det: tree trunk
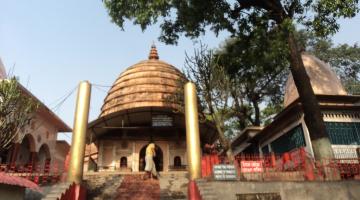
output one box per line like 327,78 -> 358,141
212,115 -> 234,162
232,93 -> 247,129
252,100 -> 261,126
287,31 -> 334,160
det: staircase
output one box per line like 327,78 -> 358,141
82,171 -> 189,200
84,173 -> 123,200
115,175 -> 160,200
41,182 -> 73,200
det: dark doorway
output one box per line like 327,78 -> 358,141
139,144 -> 163,172
120,157 -> 127,168
174,156 -> 181,167
0,149 -> 9,164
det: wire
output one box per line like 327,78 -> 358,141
51,86 -> 77,113
48,86 -> 78,108
60,132 -> 71,140
93,85 -> 109,93
92,83 -> 112,88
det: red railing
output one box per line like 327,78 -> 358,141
0,161 -> 65,185
201,147 -> 360,181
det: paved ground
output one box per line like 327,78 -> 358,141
114,175 -> 160,200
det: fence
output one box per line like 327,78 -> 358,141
202,147 -> 360,181
0,161 -> 65,185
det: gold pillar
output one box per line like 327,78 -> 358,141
67,81 -> 91,184
184,82 -> 202,180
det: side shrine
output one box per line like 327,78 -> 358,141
231,53 -> 360,159
0,58 -> 71,173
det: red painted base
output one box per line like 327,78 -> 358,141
188,180 -> 202,200
75,184 -> 87,200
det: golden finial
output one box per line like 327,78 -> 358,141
148,43 -> 159,60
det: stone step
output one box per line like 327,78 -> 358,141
42,198 -> 58,200
86,174 -> 123,200
196,180 -> 220,200
41,182 -> 73,200
115,175 -> 160,200
84,172 -> 190,199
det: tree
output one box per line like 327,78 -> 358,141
183,28 -> 288,158
184,44 -> 235,159
215,21 -> 289,129
104,0 -> 359,160
0,78 -> 39,154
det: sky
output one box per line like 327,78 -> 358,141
1,1 -> 359,143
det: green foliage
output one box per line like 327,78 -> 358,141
0,78 -> 39,153
104,0 -> 233,44
261,103 -> 283,126
215,21 -> 289,128
310,0 -> 359,36
104,0 -> 359,43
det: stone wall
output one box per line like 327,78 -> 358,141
169,140 -> 187,167
200,181 -> 360,200
97,139 -> 187,172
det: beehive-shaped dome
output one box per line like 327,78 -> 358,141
284,53 -> 347,107
100,45 -> 185,117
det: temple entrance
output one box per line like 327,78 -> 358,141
139,144 -> 163,172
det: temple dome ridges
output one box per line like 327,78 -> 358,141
100,45 -> 186,117
283,53 -> 347,107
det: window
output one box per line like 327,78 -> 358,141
325,122 -> 360,145
270,125 -> 306,154
121,141 -> 128,149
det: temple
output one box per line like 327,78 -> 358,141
85,45 -> 216,172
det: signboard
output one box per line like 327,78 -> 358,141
213,164 -> 238,180
152,115 -> 173,127
241,161 -> 263,173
